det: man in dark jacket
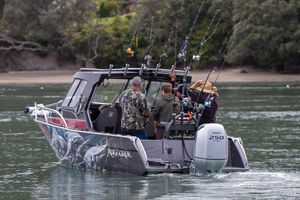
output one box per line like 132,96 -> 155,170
188,80 -> 219,125
153,83 -> 180,139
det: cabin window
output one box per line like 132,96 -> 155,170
92,79 -> 128,104
146,81 -> 163,107
62,79 -> 87,108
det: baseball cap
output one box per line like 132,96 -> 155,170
131,76 -> 142,85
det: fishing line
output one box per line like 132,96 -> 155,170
190,9 -> 222,65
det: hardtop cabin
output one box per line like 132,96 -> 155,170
58,67 -> 192,132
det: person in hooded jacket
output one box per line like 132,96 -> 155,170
153,83 -> 180,139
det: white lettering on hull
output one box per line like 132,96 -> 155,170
107,148 -> 132,159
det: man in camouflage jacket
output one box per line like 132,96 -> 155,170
119,76 -> 150,139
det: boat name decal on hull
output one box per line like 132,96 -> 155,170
107,148 -> 132,159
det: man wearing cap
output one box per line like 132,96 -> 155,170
153,83 -> 180,139
188,80 -> 219,125
119,76 -> 151,139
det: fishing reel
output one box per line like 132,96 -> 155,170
192,54 -> 202,61
144,54 -> 152,62
125,47 -> 134,57
194,96 -> 213,113
182,97 -> 191,108
160,51 -> 167,59
177,51 -> 186,60
144,54 -> 152,67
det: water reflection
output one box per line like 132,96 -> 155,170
33,167 -> 195,200
32,167 -> 300,200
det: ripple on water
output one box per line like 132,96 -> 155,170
0,117 -> 12,122
139,171 -> 300,199
1,132 -> 26,136
0,111 -> 32,120
224,111 -> 300,122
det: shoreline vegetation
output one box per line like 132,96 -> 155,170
0,68 -> 299,84
0,1 -> 299,74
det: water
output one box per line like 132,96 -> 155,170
0,83 -> 300,199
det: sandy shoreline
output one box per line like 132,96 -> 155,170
0,69 -> 299,84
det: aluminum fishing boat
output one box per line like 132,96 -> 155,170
25,67 -> 249,175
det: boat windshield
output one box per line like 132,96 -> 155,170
91,79 -> 170,108
92,79 -> 128,104
61,79 -> 87,108
123,80 -> 165,108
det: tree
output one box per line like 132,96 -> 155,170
227,0 -> 300,71
0,0 -> 299,72
1,0 -> 52,40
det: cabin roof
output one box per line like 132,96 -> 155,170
73,67 -> 192,85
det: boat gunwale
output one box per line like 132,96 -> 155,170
34,118 -> 138,139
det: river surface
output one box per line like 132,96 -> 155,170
0,83 -> 299,200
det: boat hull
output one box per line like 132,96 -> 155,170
36,121 -> 249,175
37,122 -> 149,175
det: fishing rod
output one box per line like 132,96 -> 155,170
211,30 -> 239,85
191,9 -> 222,63
169,19 -> 178,78
125,12 -> 144,59
195,39 -> 228,102
155,24 -> 175,76
211,43 -> 228,85
169,1 -> 206,109
144,16 -> 155,67
175,1 -> 206,127
186,8 -> 223,109
140,16 -> 156,76
172,0 -> 206,73
178,9 -> 222,88
194,39 -> 229,126
175,1 -> 207,157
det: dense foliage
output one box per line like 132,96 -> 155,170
0,0 -> 299,72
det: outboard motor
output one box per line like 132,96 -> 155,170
192,123 -> 228,173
